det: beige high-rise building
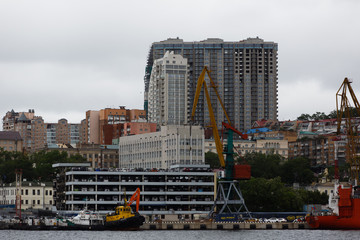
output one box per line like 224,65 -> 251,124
85,110 -> 100,144
148,51 -> 188,126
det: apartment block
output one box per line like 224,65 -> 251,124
2,109 -> 80,152
85,107 -> 151,145
144,37 -> 278,131
119,125 -> 205,169
148,51 -> 188,126
288,134 -> 346,166
0,131 -> 23,152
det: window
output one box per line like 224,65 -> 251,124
49,190 -> 52,195
45,190 -> 48,195
26,200 -> 28,204
33,200 -> 35,205
37,190 -> 40,195
25,189 -> 28,195
37,200 -> 40,205
33,190 -> 35,195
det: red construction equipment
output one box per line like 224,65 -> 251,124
127,188 -> 141,213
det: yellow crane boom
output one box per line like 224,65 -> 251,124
336,77 -> 360,183
191,66 -> 231,167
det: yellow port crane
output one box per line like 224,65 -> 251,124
191,66 -> 251,217
191,66 -> 230,168
336,78 -> 360,184
191,66 -> 250,180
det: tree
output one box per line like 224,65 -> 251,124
205,151 -> 221,169
280,157 -> 315,185
0,149 -> 86,183
239,177 -> 328,212
242,152 -> 282,179
239,177 -> 303,211
297,113 -> 312,121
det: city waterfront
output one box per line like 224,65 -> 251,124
1,229 -> 359,240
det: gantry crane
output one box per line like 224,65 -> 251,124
336,78 -> 360,184
191,66 -> 251,218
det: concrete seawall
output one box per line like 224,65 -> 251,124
141,221 -> 309,230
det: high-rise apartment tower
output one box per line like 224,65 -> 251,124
144,37 -> 278,131
148,51 -> 188,126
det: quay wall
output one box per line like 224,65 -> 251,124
141,221 -> 309,230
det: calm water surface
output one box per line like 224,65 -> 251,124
1,230 -> 359,240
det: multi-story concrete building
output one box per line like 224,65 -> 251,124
2,109 -> 80,152
85,110 -> 100,144
0,181 -> 54,210
144,37 -> 278,131
288,134 -> 346,166
148,51 -> 188,126
0,131 -> 23,152
119,125 -> 205,169
2,109 -> 35,131
85,107 -> 150,145
53,163 -> 215,217
205,138 -> 288,159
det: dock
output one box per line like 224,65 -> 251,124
141,221 -> 309,230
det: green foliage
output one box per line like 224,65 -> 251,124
280,157 -> 315,185
239,177 -> 328,212
205,151 -> 221,169
239,177 -> 303,211
241,152 -> 282,179
297,108 -> 359,121
297,189 -> 329,205
0,149 -> 86,183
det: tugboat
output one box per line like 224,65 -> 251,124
105,188 -> 145,230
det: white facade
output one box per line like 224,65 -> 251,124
205,138 -> 288,159
119,125 -> 204,169
0,181 -> 54,210
148,51 -> 188,126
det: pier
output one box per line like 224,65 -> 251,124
141,221 -> 309,230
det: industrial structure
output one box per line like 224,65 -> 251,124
191,67 -> 251,217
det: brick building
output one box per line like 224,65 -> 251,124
0,131 -> 23,152
2,109 -> 80,152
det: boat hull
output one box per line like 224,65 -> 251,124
306,215 -> 360,229
306,188 -> 360,230
105,214 -> 145,230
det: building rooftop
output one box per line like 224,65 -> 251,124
0,131 -> 22,141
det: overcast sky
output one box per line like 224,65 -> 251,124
1,0 -> 360,126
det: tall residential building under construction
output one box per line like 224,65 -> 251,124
144,37 -> 278,131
